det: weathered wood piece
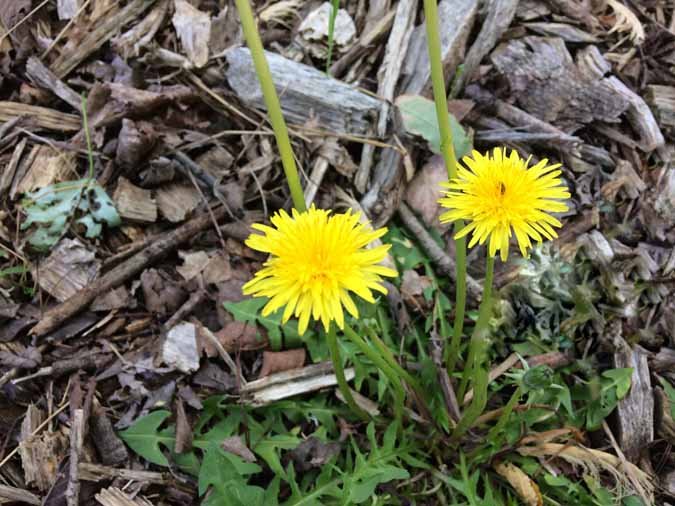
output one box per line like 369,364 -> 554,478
241,361 -> 355,406
456,0 -> 519,91
113,177 -> 157,223
614,341 -> 654,462
95,488 -> 153,506
647,85 -> 675,131
401,0 -> 478,95
0,102 -> 80,131
490,37 -> 628,131
578,47 -> 664,151
0,485 -> 40,505
224,47 -> 381,135
37,239 -> 100,302
51,0 -> 156,77
31,206 -> 228,337
26,57 -> 81,111
79,463 -> 166,484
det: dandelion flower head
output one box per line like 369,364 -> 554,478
242,205 -> 397,335
438,148 -> 570,261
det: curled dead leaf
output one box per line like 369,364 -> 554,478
258,349 -> 306,378
493,461 -> 543,506
213,321 -> 267,353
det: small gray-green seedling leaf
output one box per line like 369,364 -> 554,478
395,94 -> 471,159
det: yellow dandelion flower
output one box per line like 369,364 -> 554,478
438,147 -> 570,261
242,205 -> 397,335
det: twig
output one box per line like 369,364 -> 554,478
66,409 -> 85,506
164,290 -> 207,330
30,206 -> 229,337
398,202 -> 482,301
199,326 -> 247,387
0,0 -> 50,45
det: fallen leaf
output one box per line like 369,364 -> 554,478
400,269 -> 432,299
36,238 -> 100,302
203,252 -> 232,285
221,435 -> 256,462
174,398 -> 192,454
140,269 -> 187,315
258,349 -> 306,378
404,155 -> 450,229
162,322 -> 200,373
213,321 -> 267,353
176,250 -> 210,281
289,436 -> 341,472
493,461 -> 543,506
172,0 -> 211,67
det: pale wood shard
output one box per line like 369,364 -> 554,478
113,177 -> 157,224
456,0 -> 519,91
26,57 -> 81,110
0,137 -> 26,198
19,405 -> 68,492
0,485 -> 40,505
224,47 -> 382,135
113,0 -> 169,59
51,0 -> 157,77
155,182 -> 201,222
401,0 -> 479,95
95,487 -> 154,506
490,37 -> 629,131
37,238 -> 101,302
376,0 -> 418,136
66,409 -> 85,506
241,361 -> 355,406
578,46 -> 664,151
614,341 -> 654,462
0,102 -> 80,131
79,463 -> 167,484
15,145 -> 76,195
647,85 -> 675,131
57,0 -> 81,20
172,0 -> 211,68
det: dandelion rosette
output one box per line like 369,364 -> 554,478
242,206 -> 397,335
439,148 -> 570,261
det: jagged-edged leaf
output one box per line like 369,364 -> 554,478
118,410 -> 173,466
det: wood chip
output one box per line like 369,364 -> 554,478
15,145 -> 75,195
113,177 -> 157,224
155,182 -> 201,222
51,0 -> 157,78
95,487 -> 153,506
225,47 -> 382,135
37,238 -> 100,302
491,37 -> 629,131
162,322 -> 200,373
19,405 -> 68,491
401,0 -> 478,94
172,0 -> 211,67
0,101 -> 81,131
614,341 -> 654,462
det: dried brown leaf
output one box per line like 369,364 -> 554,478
258,349 -> 306,378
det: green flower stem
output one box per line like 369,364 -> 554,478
422,0 -> 468,346
348,331 -> 405,425
457,256 -> 495,402
233,0 -> 306,212
343,324 -> 423,412
366,328 -> 425,398
326,323 -> 369,421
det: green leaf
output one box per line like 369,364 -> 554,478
658,377 -> 675,419
118,411 -> 173,466
395,94 -> 472,158
254,433 -> 301,479
199,444 -> 265,506
602,368 -> 633,398
21,179 -> 120,250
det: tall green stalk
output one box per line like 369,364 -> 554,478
422,0 -> 468,348
326,324 -> 369,421
234,0 -> 306,211
452,256 -> 495,442
457,256 -> 494,402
